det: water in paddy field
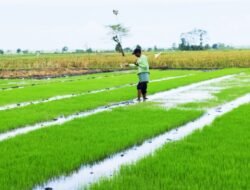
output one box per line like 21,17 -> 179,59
150,89 -> 216,108
148,76 -> 230,109
0,75 -> 233,142
0,75 -> 189,111
34,94 -> 250,190
33,74 -> 250,190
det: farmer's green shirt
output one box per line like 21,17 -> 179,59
136,55 -> 149,74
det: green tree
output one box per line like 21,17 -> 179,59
22,50 -> 29,54
75,49 -> 85,53
16,48 -> 22,54
86,48 -> 93,53
179,29 -> 209,51
62,46 -> 68,53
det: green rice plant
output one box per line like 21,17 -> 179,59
0,103 -> 202,190
179,74 -> 250,110
0,70 -> 195,106
0,69 -> 243,133
0,70 -> 137,88
89,103 -> 250,190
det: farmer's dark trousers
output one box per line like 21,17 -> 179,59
137,81 -> 148,95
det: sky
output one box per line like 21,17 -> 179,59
0,0 -> 250,51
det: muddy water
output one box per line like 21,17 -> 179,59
34,94 -> 250,190
0,75 -> 190,111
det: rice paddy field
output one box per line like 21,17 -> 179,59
1,50 -> 250,78
0,61 -> 250,189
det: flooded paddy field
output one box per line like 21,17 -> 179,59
0,68 -> 249,190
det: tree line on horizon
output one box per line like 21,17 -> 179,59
0,28 -> 236,55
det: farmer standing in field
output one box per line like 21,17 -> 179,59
130,47 -> 150,102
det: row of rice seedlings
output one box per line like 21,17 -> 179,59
0,69 -> 243,134
0,70 -> 197,106
0,103 -> 202,190
89,102 -> 250,190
